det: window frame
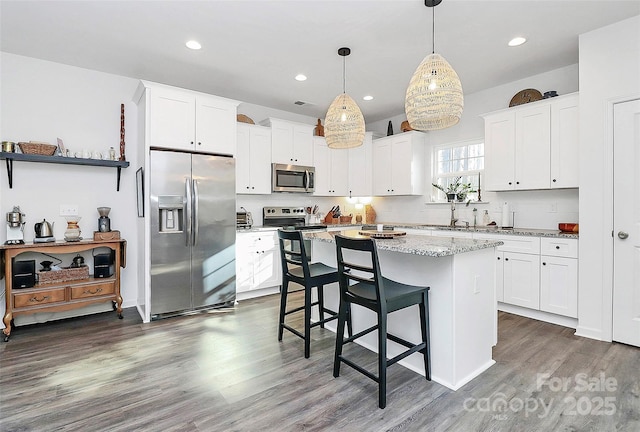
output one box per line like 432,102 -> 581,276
431,138 -> 484,202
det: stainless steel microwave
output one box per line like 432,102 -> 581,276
272,163 -> 315,193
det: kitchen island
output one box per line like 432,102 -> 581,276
305,230 -> 503,390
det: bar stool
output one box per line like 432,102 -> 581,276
277,229 -> 349,358
333,234 -> 431,409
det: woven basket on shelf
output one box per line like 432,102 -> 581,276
18,142 -> 57,156
38,266 -> 89,284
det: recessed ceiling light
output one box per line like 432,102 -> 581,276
363,95 -> 374,101
295,74 -> 307,81
508,37 -> 527,47
186,40 -> 202,50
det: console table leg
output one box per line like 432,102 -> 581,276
3,312 -> 13,342
115,294 -> 123,319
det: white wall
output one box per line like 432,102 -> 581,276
0,53 -> 140,326
365,64 -> 580,229
577,15 -> 640,341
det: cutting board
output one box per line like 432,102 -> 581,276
358,230 -> 406,239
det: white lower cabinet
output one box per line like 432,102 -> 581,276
236,231 -> 282,297
539,237 -> 578,318
474,232 -> 578,320
502,252 -> 540,309
540,256 -> 578,318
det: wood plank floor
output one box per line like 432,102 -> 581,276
1,292 -> 639,432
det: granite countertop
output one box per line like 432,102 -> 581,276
236,226 -> 279,233
304,229 -> 504,258
327,222 -> 579,239
238,223 -> 579,239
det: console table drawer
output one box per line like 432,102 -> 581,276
14,288 -> 66,308
70,281 -> 115,299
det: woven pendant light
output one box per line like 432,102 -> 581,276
325,47 -> 365,149
405,0 -> 463,131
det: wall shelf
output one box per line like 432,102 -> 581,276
0,153 -> 130,191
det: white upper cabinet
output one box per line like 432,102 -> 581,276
482,93 -> 579,191
313,136 -> 349,196
348,132 -> 374,197
263,118 -> 314,166
550,93 -> 579,188
195,94 -> 239,155
136,81 -> 239,155
236,123 -> 272,194
515,104 -> 551,190
372,131 -> 426,196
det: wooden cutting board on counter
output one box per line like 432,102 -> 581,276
358,230 -> 407,239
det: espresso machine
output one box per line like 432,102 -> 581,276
6,206 -> 26,245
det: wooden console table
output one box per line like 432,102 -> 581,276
1,239 -> 126,341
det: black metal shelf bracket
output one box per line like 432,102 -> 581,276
0,153 -> 130,191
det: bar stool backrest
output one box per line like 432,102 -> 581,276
335,234 -> 386,310
277,229 -> 311,280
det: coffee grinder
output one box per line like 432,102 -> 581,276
97,207 -> 111,232
6,206 -> 26,245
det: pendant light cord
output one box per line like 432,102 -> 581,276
432,4 -> 435,54
342,54 -> 347,94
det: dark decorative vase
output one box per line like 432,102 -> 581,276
387,121 -> 393,136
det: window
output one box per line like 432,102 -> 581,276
432,139 -> 484,201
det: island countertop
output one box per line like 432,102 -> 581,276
303,229 -> 503,258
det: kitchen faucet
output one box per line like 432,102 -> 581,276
450,200 -> 458,227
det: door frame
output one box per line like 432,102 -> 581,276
605,94 -> 640,342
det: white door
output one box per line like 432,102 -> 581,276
613,99 -> 640,346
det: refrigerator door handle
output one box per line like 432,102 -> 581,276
185,177 -> 192,247
192,179 -> 199,247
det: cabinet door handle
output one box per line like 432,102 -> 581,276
190,141 -> 194,145
497,257 -> 501,260
516,181 -> 520,185
83,288 -> 103,295
508,182 -> 512,185
505,258 -> 509,261
29,295 -> 51,303
197,142 -> 202,146
555,246 -> 560,249
552,179 -> 557,183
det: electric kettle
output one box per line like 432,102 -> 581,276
34,219 -> 54,238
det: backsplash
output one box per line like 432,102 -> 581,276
238,188 -> 578,230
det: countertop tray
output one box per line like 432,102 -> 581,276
358,230 -> 407,239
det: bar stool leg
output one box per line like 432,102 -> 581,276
333,300 -> 348,377
278,279 -> 289,341
304,284 -> 312,358
346,304 -> 353,338
378,313 -> 388,409
317,285 -> 325,328
420,293 -> 431,380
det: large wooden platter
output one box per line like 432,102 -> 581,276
358,230 -> 407,239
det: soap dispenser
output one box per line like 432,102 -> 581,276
482,210 -> 490,226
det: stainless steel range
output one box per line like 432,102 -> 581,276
262,206 -> 327,230
263,206 -> 326,261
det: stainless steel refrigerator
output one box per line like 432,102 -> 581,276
150,149 -> 236,318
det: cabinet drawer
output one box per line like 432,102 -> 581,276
70,281 -> 115,299
540,237 -> 578,258
474,233 -> 540,254
14,288 -> 66,308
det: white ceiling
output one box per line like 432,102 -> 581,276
1,1 -> 639,123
